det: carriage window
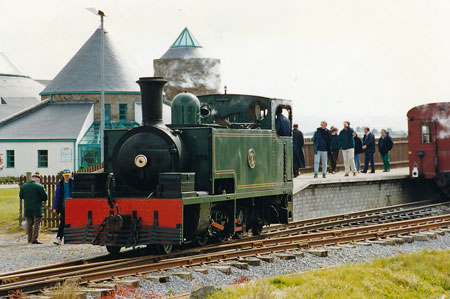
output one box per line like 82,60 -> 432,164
421,124 -> 432,144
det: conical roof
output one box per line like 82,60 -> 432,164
160,27 -> 207,59
0,52 -> 43,121
0,52 -> 23,76
41,28 -> 142,95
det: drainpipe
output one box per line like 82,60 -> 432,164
434,121 -> 439,174
73,140 -> 76,172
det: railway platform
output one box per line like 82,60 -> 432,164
293,167 -> 409,194
291,167 -> 439,221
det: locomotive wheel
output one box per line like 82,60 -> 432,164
195,234 -> 209,247
217,233 -> 229,243
233,207 -> 246,239
157,244 -> 173,254
146,244 -> 173,255
251,217 -> 263,236
106,246 -> 121,255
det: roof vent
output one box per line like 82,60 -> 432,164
170,27 -> 202,49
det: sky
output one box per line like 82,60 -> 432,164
1,0 -> 450,133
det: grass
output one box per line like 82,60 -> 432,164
0,187 -> 22,233
211,249 -> 450,299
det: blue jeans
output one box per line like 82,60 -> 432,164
354,153 -> 361,171
314,151 -> 328,175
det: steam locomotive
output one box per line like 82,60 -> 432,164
64,77 -> 293,254
407,102 -> 450,197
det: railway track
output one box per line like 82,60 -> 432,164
1,201 -> 449,296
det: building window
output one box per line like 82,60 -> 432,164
6,150 -> 14,168
79,146 -> 100,169
119,104 -> 127,121
38,150 -> 48,168
421,124 -> 432,144
105,104 -> 111,122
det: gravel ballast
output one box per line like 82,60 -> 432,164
0,232 -> 106,273
1,231 -> 449,297
133,232 -> 450,297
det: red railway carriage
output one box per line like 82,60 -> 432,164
407,102 -> 450,196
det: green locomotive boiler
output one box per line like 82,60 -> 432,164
65,77 -> 293,254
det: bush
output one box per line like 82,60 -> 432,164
0,176 -> 19,184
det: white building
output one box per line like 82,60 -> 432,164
0,27 -> 172,177
0,101 -> 93,176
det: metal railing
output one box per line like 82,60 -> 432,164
301,137 -> 409,172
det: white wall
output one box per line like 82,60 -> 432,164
0,141 -> 76,177
76,106 -> 94,141
134,102 -> 172,125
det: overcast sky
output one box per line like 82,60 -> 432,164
1,0 -> 450,132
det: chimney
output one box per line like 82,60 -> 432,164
136,77 -> 167,126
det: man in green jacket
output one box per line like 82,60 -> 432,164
19,173 -> 48,244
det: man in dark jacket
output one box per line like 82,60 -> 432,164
338,121 -> 357,176
362,127 -> 376,173
378,129 -> 394,172
312,121 -> 331,178
275,106 -> 291,136
52,169 -> 74,245
19,172 -> 48,244
292,124 -> 305,177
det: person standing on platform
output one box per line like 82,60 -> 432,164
312,121 -> 331,178
275,106 -> 291,136
362,127 -> 376,173
378,129 -> 394,172
53,169 -> 74,245
19,172 -> 48,244
353,132 -> 363,172
292,124 -> 305,177
329,127 -> 340,174
339,121 -> 357,176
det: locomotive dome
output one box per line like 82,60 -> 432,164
171,92 -> 201,125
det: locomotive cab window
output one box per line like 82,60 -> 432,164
421,124 -> 432,144
275,105 -> 292,136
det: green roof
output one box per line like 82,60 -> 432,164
171,27 -> 202,48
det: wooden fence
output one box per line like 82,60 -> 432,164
18,162 -> 104,228
301,137 -> 409,172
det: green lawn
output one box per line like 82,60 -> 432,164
0,187 -> 22,233
212,249 -> 450,298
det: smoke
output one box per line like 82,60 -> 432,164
418,103 -> 430,113
159,58 -> 221,91
432,111 -> 450,140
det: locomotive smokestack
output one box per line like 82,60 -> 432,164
136,77 -> 168,126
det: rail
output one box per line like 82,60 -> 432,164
2,201 -> 449,296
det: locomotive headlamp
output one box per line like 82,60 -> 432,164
135,154 -> 148,168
